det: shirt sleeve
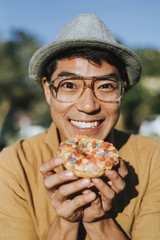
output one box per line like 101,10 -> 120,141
0,146 -> 38,240
131,140 -> 160,240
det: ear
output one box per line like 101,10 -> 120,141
42,77 -> 52,105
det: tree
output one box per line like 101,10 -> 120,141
0,31 -> 51,148
120,48 -> 160,133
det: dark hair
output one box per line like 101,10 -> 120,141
44,47 -> 128,85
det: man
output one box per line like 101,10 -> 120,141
0,13 -> 160,240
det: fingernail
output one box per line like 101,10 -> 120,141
65,171 -> 74,177
55,158 -> 62,165
87,182 -> 94,188
82,189 -> 89,194
81,178 -> 90,186
88,192 -> 96,200
108,181 -> 112,186
92,178 -> 99,183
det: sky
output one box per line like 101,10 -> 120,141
0,0 -> 160,50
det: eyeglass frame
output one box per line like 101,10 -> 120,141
47,73 -> 127,103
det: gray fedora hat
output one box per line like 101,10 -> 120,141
29,13 -> 142,88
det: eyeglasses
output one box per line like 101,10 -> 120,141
48,74 -> 127,103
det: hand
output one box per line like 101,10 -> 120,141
40,158 -> 96,222
82,159 -> 128,223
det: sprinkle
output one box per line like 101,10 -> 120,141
57,135 -> 119,177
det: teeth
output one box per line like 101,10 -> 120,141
71,120 -> 98,129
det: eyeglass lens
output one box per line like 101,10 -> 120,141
50,77 -> 122,102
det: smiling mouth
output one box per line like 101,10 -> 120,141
70,120 -> 102,129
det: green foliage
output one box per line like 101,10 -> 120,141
122,84 -> 152,132
120,48 -> 160,133
135,48 -> 160,77
0,31 -> 51,148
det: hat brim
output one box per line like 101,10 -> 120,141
29,39 -> 142,88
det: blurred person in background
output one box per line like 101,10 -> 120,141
0,14 -> 160,240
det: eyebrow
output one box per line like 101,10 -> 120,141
57,71 -> 77,77
57,71 -> 119,80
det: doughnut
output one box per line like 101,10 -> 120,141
57,135 -> 119,178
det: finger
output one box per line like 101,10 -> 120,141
91,178 -> 115,211
81,188 -> 92,194
40,158 -> 62,177
118,158 -> 128,178
83,193 -> 106,223
92,178 -> 115,200
56,191 -> 96,219
105,169 -> 126,193
53,178 -> 92,206
89,195 -> 105,218
44,170 -> 77,189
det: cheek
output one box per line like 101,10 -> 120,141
103,103 -> 121,122
114,108 -> 121,124
50,102 -> 64,123
104,102 -> 120,115
112,104 -> 121,119
113,104 -> 121,117
49,100 -> 73,123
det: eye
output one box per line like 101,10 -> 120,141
97,80 -> 118,91
61,82 -> 76,88
99,83 -> 114,89
58,79 -> 81,93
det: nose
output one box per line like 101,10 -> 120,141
75,88 -> 100,114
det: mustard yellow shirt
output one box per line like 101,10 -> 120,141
0,123 -> 160,239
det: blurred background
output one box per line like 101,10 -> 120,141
0,0 -> 160,150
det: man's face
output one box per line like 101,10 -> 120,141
43,57 -> 122,141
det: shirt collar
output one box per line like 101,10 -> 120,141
45,122 -> 65,173
45,122 -> 60,154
